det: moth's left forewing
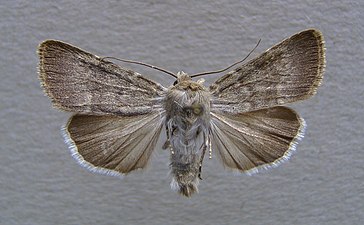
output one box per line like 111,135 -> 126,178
210,29 -> 325,114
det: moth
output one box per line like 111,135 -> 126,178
38,29 -> 325,197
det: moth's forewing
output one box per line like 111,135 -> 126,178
64,112 -> 164,176
38,40 -> 166,116
210,29 -> 325,114
210,107 -> 304,174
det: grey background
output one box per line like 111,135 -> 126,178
1,1 -> 363,225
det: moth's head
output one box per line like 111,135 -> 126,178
173,71 -> 190,85
173,71 -> 205,90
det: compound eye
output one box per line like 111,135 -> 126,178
173,80 -> 178,85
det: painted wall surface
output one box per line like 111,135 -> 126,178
1,1 -> 363,224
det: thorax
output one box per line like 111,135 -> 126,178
164,74 -> 211,129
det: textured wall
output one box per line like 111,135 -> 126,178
1,1 -> 363,225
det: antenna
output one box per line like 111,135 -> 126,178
190,39 -> 261,78
100,56 -> 177,78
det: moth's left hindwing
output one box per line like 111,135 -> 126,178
210,107 -> 305,174
38,40 -> 167,175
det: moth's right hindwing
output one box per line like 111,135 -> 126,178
38,40 -> 166,116
64,111 -> 165,175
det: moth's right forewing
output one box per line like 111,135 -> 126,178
38,40 -> 166,116
210,29 -> 325,114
